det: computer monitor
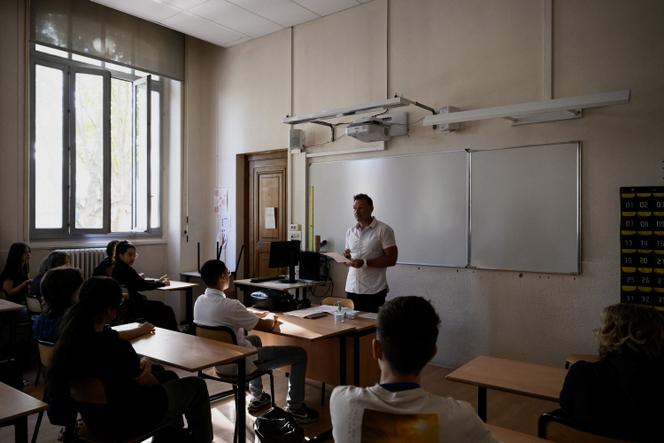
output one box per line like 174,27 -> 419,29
299,251 -> 321,281
268,240 -> 301,283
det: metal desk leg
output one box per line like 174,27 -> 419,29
237,358 -> 247,443
185,287 -> 194,328
478,387 -> 487,422
15,416 -> 27,443
339,336 -> 347,385
353,334 -> 361,386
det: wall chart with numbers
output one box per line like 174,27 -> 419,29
620,187 -> 664,306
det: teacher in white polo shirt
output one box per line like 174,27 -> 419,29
343,193 -> 398,313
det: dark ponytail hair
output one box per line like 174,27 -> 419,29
48,277 -> 123,405
1,242 -> 31,281
114,240 -> 135,262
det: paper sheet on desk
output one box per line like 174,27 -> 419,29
322,252 -> 352,264
286,305 -> 358,318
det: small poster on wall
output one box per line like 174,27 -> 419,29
214,187 -> 230,259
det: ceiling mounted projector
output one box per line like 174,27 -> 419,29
345,112 -> 407,143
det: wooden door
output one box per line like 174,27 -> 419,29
246,151 -> 287,278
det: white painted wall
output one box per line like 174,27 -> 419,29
184,0 -> 664,368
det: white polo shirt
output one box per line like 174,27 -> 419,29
193,287 -> 259,374
344,218 -> 396,294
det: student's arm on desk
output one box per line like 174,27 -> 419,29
119,322 -> 155,341
254,316 -> 279,332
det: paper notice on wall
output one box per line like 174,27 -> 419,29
215,187 -> 230,256
265,207 -> 276,229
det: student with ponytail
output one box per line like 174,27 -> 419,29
111,241 -> 178,330
48,277 -> 212,442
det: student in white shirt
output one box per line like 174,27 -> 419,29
193,259 -> 318,423
330,296 -> 498,443
343,193 -> 398,313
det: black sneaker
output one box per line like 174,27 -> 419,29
286,404 -> 319,424
248,392 -> 272,413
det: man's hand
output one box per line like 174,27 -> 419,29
344,249 -> 351,259
159,274 -> 170,286
349,259 -> 364,268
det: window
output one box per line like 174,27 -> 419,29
30,45 -> 162,239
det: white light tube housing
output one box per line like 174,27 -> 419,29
283,97 -> 414,125
422,89 -> 630,128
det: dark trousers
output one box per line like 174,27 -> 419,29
162,377 -> 213,443
346,289 -> 388,313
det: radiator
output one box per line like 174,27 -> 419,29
57,248 -> 106,279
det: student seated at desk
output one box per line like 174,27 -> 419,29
330,296 -> 498,443
194,259 -> 319,423
92,240 -> 118,277
33,267 -> 83,343
112,240 -> 178,330
31,251 -> 70,303
0,242 -> 32,368
560,303 -> 664,442
34,266 -> 159,345
48,277 -> 212,442
1,242 -> 32,305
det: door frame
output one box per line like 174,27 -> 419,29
240,149 -> 288,279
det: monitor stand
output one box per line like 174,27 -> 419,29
278,263 -> 298,284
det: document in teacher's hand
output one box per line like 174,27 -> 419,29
322,252 -> 352,264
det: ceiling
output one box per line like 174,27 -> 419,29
90,0 -> 372,48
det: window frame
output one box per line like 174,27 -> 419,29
29,47 -> 164,241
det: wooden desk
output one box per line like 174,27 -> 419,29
155,280 -> 198,329
0,299 -> 23,313
252,310 -> 379,387
486,424 -> 551,442
446,356 -> 566,422
113,324 -> 256,443
0,382 -> 47,443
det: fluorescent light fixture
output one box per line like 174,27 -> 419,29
305,143 -> 385,158
422,89 -> 630,128
283,96 -> 421,125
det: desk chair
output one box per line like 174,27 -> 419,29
69,378 -> 172,443
319,297 -> 354,405
322,297 -> 354,309
31,340 -> 54,443
564,354 -> 599,369
538,410 -> 636,443
194,323 -> 275,442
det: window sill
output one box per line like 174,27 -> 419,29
29,237 -> 167,251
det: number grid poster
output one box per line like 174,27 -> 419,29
620,187 -> 664,306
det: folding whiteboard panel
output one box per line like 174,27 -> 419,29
309,151 -> 468,267
469,142 -> 580,274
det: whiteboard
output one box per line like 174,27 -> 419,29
309,151 -> 468,267
470,142 -> 580,274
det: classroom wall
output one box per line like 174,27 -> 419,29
0,0 -> 26,256
180,0 -> 662,367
